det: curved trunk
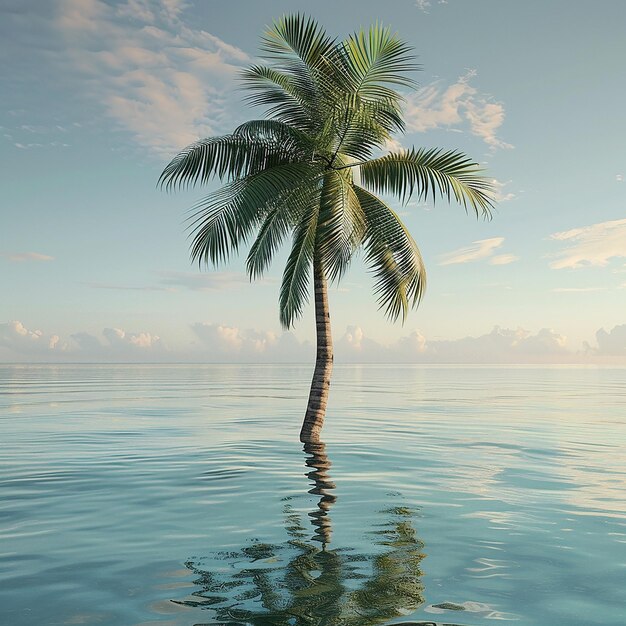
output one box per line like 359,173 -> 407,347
300,255 -> 333,443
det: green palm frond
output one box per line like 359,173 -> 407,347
261,14 -> 336,67
260,15 -> 338,119
360,148 -> 495,216
279,207 -> 319,329
158,135 -> 297,191
355,186 -> 426,322
233,119 -> 314,150
332,99 -> 403,161
337,23 -> 419,101
317,171 -> 367,283
246,176 -> 322,279
187,163 -> 318,266
323,23 -> 418,164
246,208 -> 290,280
240,65 -> 317,131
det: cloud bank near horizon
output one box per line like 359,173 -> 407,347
2,320 -> 625,364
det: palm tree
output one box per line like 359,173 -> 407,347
159,15 -> 495,442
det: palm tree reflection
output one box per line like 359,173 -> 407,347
174,441 -> 437,625
303,441 -> 336,548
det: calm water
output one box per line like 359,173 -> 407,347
1,364 -> 625,626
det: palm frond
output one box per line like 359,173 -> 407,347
246,176 -> 322,279
316,171 -> 366,282
246,208 -> 290,280
260,15 -> 339,123
233,119 -> 314,149
240,65 -> 317,131
158,135 -> 297,191
187,163 -> 317,266
332,98 -> 403,161
261,14 -> 336,68
279,206 -> 319,328
337,23 -> 419,101
360,148 -> 495,216
322,22 -> 418,164
355,186 -> 426,322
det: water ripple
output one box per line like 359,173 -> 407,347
1,364 -> 625,626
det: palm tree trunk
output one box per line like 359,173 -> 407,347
300,255 -> 333,443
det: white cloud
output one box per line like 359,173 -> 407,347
489,254 -> 519,266
191,322 -> 311,362
336,325 -> 570,363
552,287 -> 607,293
491,178 -> 516,202
549,218 -> 626,269
616,174 -> 623,182
416,326 -> 568,361
102,327 -> 164,350
382,136 -> 406,154
56,0 -> 250,155
404,70 -> 512,150
85,271 -> 276,292
415,0 -> 431,12
594,324 -> 626,356
340,325 -> 364,350
1,251 -> 54,262
3,321 -> 625,364
85,281 -> 175,292
439,237 -> 505,265
159,271 -> 275,291
0,321 -> 61,354
70,328 -> 165,357
14,141 -> 69,150
178,323 -> 578,364
0,321 -> 164,361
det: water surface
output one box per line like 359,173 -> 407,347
1,364 -> 625,625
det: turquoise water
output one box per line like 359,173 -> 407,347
1,364 -> 625,625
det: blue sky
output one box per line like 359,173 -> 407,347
1,0 -> 625,362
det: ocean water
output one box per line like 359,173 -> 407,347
1,364 -> 625,626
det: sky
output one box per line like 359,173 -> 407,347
1,0 -> 625,363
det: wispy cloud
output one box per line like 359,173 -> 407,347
491,179 -> 516,202
56,0 -> 250,155
549,218 -> 626,269
85,281 -> 175,292
14,141 -> 70,150
2,251 -> 54,262
404,70 -> 512,150
490,254 -> 519,266
415,0 -> 448,13
158,271 -> 275,291
440,237 -> 512,265
552,287 -> 607,293
84,271 -> 276,292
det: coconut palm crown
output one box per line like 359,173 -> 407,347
159,15 -> 495,442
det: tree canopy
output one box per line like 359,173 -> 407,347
159,15 -> 494,329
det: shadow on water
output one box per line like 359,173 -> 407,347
173,440 -> 466,626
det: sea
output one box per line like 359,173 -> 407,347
1,364 -> 625,625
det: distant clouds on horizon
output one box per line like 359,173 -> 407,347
1,319 -> 625,364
